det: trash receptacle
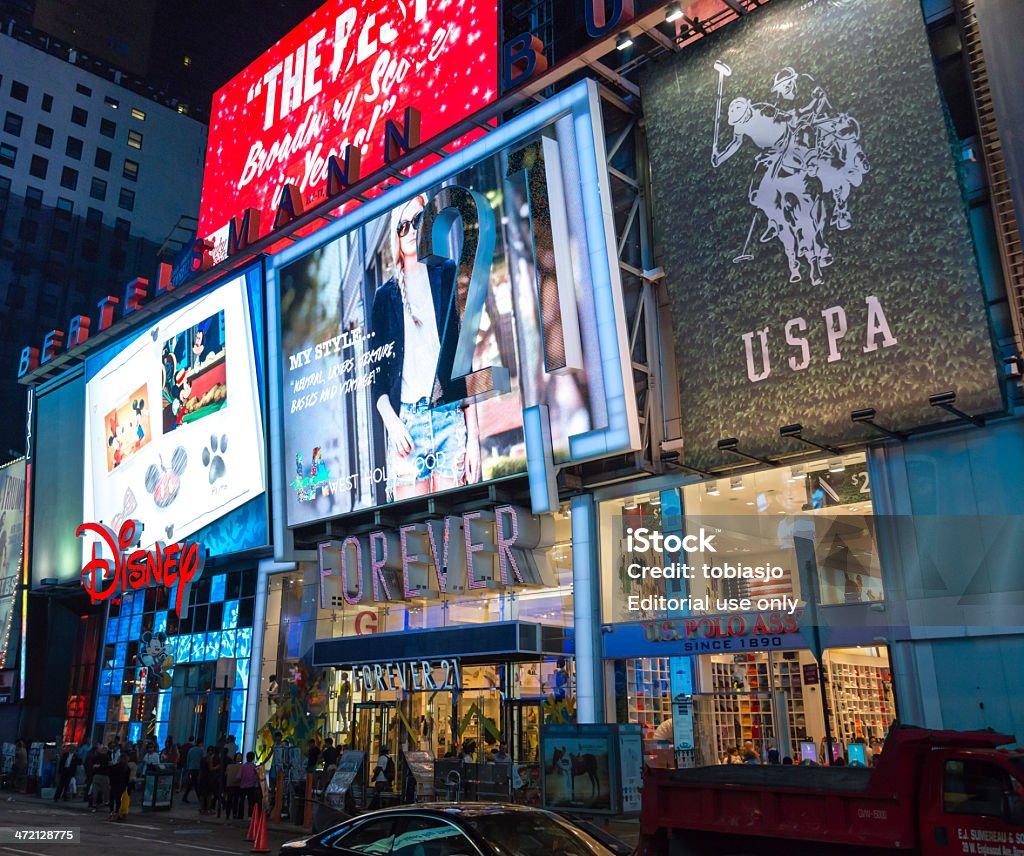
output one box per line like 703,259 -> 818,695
141,769 -> 176,811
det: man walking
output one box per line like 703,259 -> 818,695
182,737 -> 203,803
90,746 -> 111,812
368,744 -> 394,810
54,743 -> 80,802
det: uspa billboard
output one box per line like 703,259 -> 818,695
642,0 -> 1003,469
0,459 -> 25,670
274,80 -> 639,525
84,273 -> 266,549
198,0 -> 499,245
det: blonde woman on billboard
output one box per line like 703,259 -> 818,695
371,193 -> 481,501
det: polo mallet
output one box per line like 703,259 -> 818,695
733,213 -> 758,263
712,60 -> 733,158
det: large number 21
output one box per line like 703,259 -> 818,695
415,136 -> 583,403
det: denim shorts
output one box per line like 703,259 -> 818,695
387,399 -> 467,493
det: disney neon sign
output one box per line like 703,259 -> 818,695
77,519 -> 206,618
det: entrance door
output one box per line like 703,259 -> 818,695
507,700 -> 541,764
351,701 -> 395,756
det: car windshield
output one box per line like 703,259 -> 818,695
462,811 -> 612,856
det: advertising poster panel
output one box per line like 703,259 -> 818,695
0,459 -> 25,670
641,0 -> 1003,469
199,0 -> 499,246
541,728 -> 613,812
83,274 -> 266,551
277,81 -> 638,524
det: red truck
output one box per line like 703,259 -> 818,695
638,725 -> 1024,856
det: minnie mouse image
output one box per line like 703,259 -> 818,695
138,631 -> 174,690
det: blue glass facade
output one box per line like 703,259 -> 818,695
93,566 -> 257,748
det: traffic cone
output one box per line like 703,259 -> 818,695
246,805 -> 260,842
251,804 -> 269,853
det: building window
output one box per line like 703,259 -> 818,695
56,197 -> 74,217
10,80 -> 28,102
127,129 -> 143,150
95,148 -> 111,170
18,218 -> 38,243
90,176 -> 107,201
118,187 -> 135,211
76,83 -> 93,97
81,240 -> 98,262
110,247 -> 126,270
130,107 -> 146,121
41,93 -> 53,112
29,154 -> 48,179
60,166 -> 79,190
122,159 -> 139,181
25,186 -> 43,209
0,143 -> 16,168
99,118 -> 116,138
50,230 -> 69,253
114,217 -> 130,239
3,112 -> 23,136
104,96 -> 119,109
71,106 -> 88,127
86,207 -> 103,227
66,136 -> 83,159
35,124 -> 53,148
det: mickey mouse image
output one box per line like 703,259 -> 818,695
138,631 -> 174,690
130,398 -> 147,447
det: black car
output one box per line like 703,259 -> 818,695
280,803 -> 629,856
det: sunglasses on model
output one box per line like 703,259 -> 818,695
396,210 -> 423,237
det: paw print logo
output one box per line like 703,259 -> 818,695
202,434 -> 228,484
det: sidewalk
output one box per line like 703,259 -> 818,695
3,789 -> 310,837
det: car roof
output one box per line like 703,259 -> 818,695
357,803 -> 554,819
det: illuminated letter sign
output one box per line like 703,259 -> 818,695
199,1 -> 499,245
319,507 -> 554,606
350,658 -> 461,693
77,519 -> 206,618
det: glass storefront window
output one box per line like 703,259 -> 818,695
607,645 -> 894,767
315,508 -> 576,642
601,453 -> 883,623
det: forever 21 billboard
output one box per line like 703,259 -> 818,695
275,82 -> 640,526
642,0 -> 1003,469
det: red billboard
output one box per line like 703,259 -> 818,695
198,0 -> 498,245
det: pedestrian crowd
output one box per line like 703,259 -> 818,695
4,733 -> 263,823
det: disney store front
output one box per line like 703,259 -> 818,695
599,453 -> 898,767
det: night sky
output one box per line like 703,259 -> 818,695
147,0 -> 325,118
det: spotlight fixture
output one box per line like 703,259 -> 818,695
850,408 -> 907,441
789,465 -> 805,482
828,458 -> 846,473
616,31 -> 634,50
730,476 -> 745,491
717,437 -> 778,467
779,423 -> 842,455
706,481 -> 720,497
623,499 -> 638,511
665,1 -> 684,22
928,390 -> 985,427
